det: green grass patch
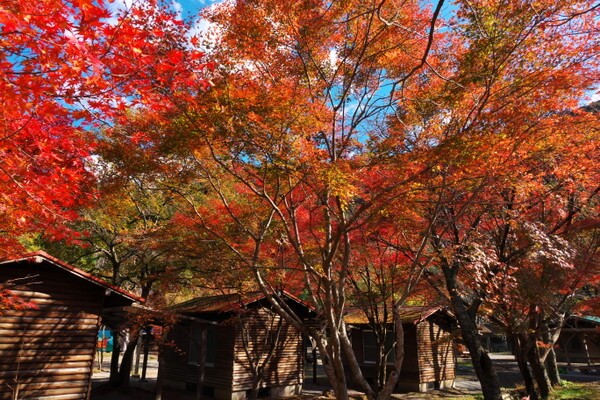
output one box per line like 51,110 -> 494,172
548,381 -> 600,400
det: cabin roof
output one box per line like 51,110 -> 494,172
0,250 -> 144,304
568,315 -> 600,325
171,290 -> 313,315
344,305 -> 447,325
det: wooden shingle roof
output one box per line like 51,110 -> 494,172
0,250 -> 144,304
344,305 -> 448,325
170,290 -> 313,316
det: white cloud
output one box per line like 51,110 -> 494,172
188,17 -> 215,39
329,49 -> 339,69
186,1 -> 232,52
172,1 -> 183,19
104,0 -> 135,25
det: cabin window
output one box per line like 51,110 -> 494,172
569,336 -> 584,351
363,329 -> 395,364
206,325 -> 216,366
189,323 -> 217,367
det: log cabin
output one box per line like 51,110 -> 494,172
0,251 -> 142,400
344,306 -> 456,392
556,315 -> 600,371
160,292 -> 313,400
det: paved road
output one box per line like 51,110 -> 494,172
455,353 -> 600,391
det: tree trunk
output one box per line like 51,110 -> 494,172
340,329 -> 375,399
545,346 -> 561,388
109,332 -> 121,385
512,333 -> 537,400
154,326 -> 172,400
540,320 -> 562,388
154,347 -> 165,400
248,382 -> 258,400
527,343 -> 551,399
247,365 -> 263,400
525,309 -> 552,399
196,328 -> 207,400
377,310 -> 405,400
444,268 -> 502,400
316,335 -> 349,400
118,331 -> 140,389
457,312 -> 502,400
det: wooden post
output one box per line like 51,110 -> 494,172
196,327 -> 207,400
561,334 -> 573,368
133,335 -> 142,378
154,325 -> 171,400
312,347 -> 318,383
141,328 -> 150,382
582,335 -> 592,367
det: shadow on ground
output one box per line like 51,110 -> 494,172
91,353 -> 600,399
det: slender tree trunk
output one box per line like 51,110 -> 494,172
316,334 -> 349,400
109,331 -> 121,385
154,349 -> 165,400
540,321 -> 562,388
527,343 -> 551,399
154,326 -> 172,400
196,327 -> 207,400
118,331 -> 140,389
454,305 -> 502,400
444,268 -> 502,400
512,334 -> 537,400
545,346 -> 561,388
377,311 -> 405,400
316,284 -> 351,400
340,329 -> 375,399
525,309 -> 552,399
248,371 -> 260,400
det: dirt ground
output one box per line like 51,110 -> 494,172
91,384 -> 482,400
91,353 -> 600,400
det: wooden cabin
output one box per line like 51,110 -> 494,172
161,292 -> 313,400
0,251 -> 142,400
556,315 -> 600,369
345,306 -> 456,393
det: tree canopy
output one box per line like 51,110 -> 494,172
2,1 -> 599,399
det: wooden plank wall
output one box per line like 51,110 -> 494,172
349,320 -> 455,390
350,325 -> 421,384
416,320 -> 455,384
162,321 -> 235,390
0,262 -> 103,400
231,308 -> 303,392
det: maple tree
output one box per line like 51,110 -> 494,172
1,0 -> 215,385
473,107 -> 600,399
36,139 -> 201,386
411,7 -> 600,393
160,1 -> 449,398
0,0 -> 210,259
104,0 -> 443,396
423,143 -> 599,400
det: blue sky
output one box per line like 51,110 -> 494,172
108,0 -> 222,20
177,0 -> 222,15
108,0 -> 598,104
